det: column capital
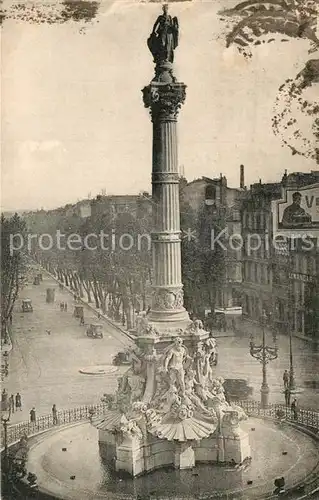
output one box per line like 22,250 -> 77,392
142,81 -> 187,122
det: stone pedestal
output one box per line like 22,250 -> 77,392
99,426 -> 251,477
116,437 -> 143,476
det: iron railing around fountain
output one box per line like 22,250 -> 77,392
3,400 -> 319,449
5,403 -> 108,447
235,400 -> 319,434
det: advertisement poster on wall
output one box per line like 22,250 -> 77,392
272,184 -> 319,240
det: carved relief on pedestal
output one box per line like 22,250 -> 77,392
152,288 -> 184,311
142,83 -> 187,121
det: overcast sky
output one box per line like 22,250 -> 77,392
1,0 -> 316,211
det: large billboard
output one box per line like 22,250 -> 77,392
272,183 -> 319,238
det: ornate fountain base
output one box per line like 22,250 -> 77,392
98,418 -> 251,477
93,319 -> 251,478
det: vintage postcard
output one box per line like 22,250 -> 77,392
1,1 -> 318,499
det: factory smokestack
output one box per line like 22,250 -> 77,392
240,164 -> 245,189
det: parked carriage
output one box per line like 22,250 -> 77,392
86,324 -> 103,339
112,350 -> 131,365
73,305 -> 84,319
22,299 -> 33,313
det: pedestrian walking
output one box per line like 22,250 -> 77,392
223,317 -> 227,332
283,370 -> 289,389
30,407 -> 36,423
52,404 -> 58,425
284,387 -> 291,406
9,394 -> 15,413
64,302 -> 67,312
1,388 -> 8,404
80,316 -> 85,326
291,398 -> 298,420
15,392 -> 22,411
60,302 -> 64,312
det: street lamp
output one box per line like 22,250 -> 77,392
1,405 -> 11,473
250,310 -> 278,409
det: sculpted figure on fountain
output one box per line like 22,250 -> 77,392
100,332 -> 246,444
186,319 -> 205,335
163,337 -> 188,395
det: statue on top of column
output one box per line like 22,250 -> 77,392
147,4 -> 179,64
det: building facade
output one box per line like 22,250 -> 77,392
184,171 -> 245,325
241,171 -> 319,340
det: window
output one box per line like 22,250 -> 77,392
307,256 -> 315,275
256,213 -> 261,230
205,184 -> 216,201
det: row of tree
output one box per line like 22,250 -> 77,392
30,201 -> 152,330
24,179 -> 226,329
1,214 -> 27,340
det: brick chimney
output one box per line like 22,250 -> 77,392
240,164 -> 245,189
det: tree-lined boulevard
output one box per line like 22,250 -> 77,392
4,272 -> 132,424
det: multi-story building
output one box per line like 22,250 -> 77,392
90,193 -> 152,220
241,181 -> 282,322
184,167 -> 245,325
241,171 -> 319,341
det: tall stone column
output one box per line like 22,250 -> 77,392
142,62 -> 190,329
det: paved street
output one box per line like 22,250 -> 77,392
5,273 -> 133,424
4,272 -> 319,426
214,332 -> 319,409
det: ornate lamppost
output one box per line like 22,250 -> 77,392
250,310 -> 278,409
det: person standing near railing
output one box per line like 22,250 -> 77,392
30,407 -> 36,423
15,392 -> 22,411
52,404 -> 58,425
291,398 -> 298,420
9,394 -> 15,413
284,387 -> 291,406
